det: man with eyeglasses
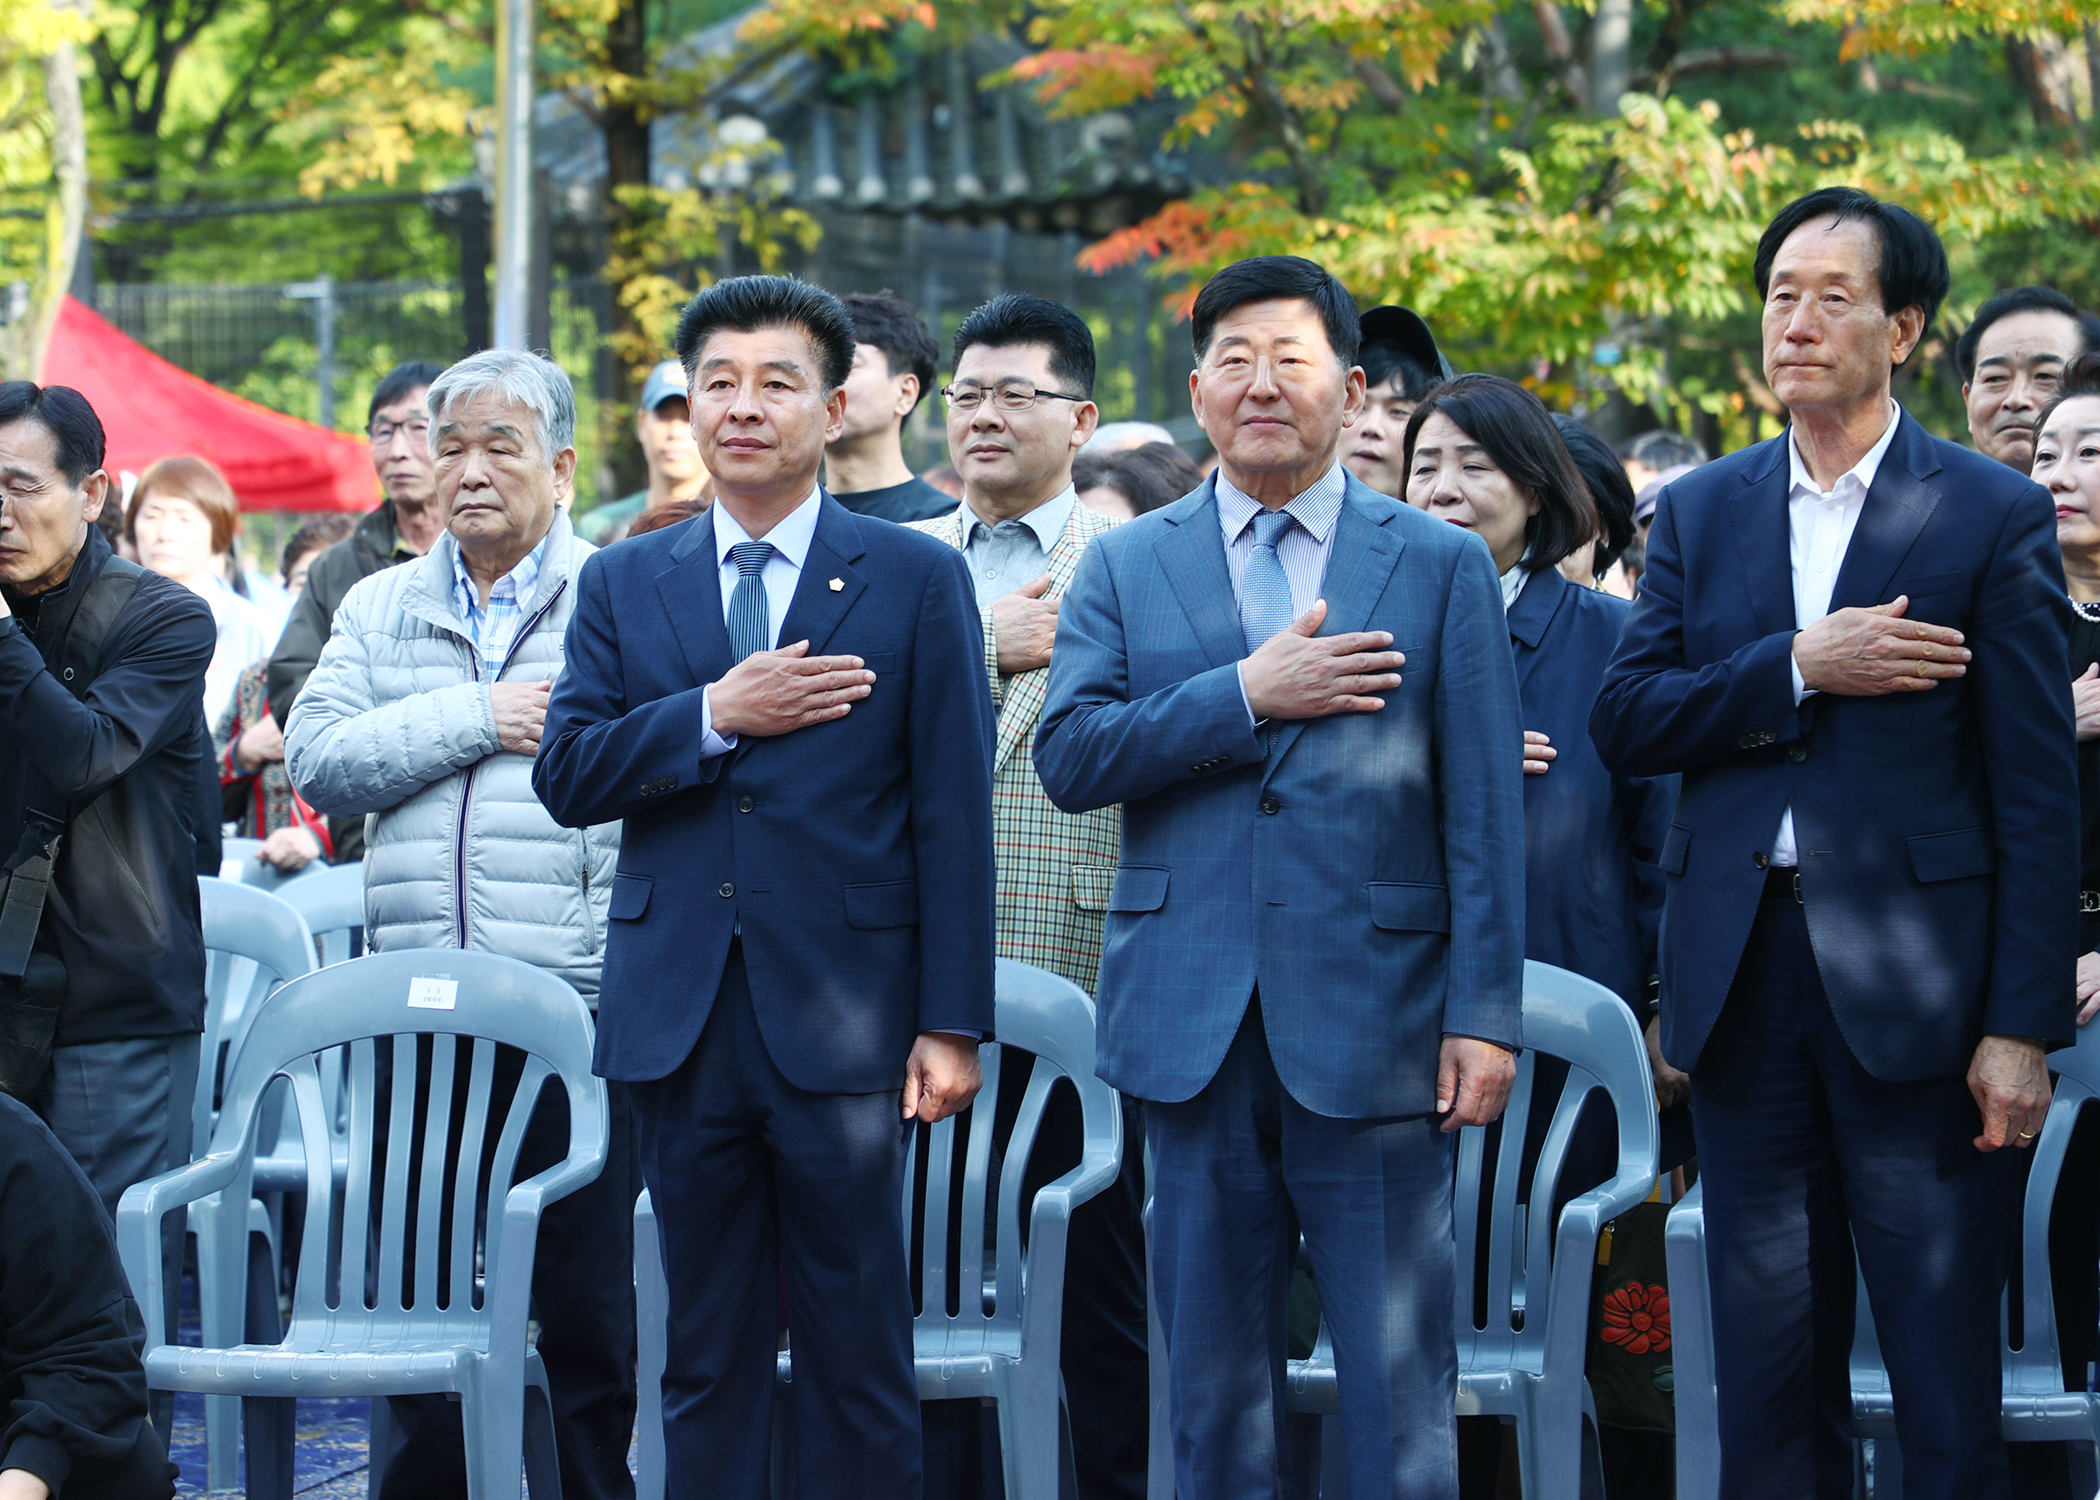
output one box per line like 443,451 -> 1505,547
266,360 -> 446,862
909,294 -> 1151,1500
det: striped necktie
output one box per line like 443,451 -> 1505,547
727,541 -> 774,662
1240,508 -> 1296,654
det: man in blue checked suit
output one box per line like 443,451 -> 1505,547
1036,256 -> 1526,1500
532,276 -> 997,1500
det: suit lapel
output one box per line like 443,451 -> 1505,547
1727,438 -> 1795,640
775,494 -> 869,657
1266,486 -> 1404,777
1828,414 -> 1942,614
991,500 -> 1111,773
655,508 -> 732,689
1505,564 -> 1569,691
1155,481 -> 1248,673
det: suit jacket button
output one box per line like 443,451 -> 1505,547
1752,851 -> 1769,869
1787,745 -> 1807,763
1260,796 -> 1280,815
718,882 -> 735,898
737,795 -> 755,813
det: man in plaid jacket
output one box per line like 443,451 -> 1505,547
909,293 -> 1148,1500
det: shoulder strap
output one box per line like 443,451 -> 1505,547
49,555 -> 145,701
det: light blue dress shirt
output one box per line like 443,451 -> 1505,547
1216,463 -> 1347,724
958,487 -> 1077,607
697,487 -> 823,759
450,529 -> 551,681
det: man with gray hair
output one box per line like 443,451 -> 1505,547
285,349 -> 637,1500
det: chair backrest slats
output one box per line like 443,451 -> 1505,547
375,1034 -> 421,1311
450,1038 -> 498,1313
336,1038 -> 379,1311
954,1046 -> 1003,1317
989,1059 -> 1057,1325
289,1059 -> 338,1324
919,1112 -> 957,1318
411,1034 -> 460,1311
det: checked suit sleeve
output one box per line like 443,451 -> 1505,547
1034,541 -> 1265,814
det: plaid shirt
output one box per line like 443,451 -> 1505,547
451,530 -> 550,680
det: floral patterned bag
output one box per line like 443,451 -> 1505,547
1587,1197 -> 1676,1434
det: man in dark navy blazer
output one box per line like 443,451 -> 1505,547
1592,189 -> 2079,1500
533,276 -> 997,1499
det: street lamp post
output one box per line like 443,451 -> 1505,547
492,0 -> 534,350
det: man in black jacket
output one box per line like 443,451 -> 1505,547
0,1093 -> 176,1500
0,382 -> 213,1271
266,359 -> 446,728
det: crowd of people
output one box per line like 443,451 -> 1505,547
0,179 -> 2095,1500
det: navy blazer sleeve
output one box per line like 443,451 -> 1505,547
906,546 -> 999,1037
1590,488 -> 1803,778
1970,490 -> 2080,1043
534,551 -> 716,829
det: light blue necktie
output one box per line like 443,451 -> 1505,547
727,541 -> 774,662
1240,509 -> 1296,654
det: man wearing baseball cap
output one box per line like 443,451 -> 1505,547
1342,304 -> 1454,497
579,359 -> 710,543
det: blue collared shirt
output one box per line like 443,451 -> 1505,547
1216,463 -> 1347,724
958,487 -> 1076,607
451,529 -> 551,680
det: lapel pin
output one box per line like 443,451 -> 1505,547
828,577 -> 844,592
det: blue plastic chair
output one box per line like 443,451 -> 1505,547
118,948 -> 609,1500
633,957 -> 1124,1500
218,835 -> 326,893
192,877 -> 316,1489
274,861 -> 368,969
1668,1021 -> 2100,1500
1663,1180 -> 1719,1500
1271,961 -> 1657,1500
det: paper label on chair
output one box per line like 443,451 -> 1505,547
406,976 -> 458,1011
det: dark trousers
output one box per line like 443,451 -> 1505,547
1149,1001 -> 1459,1500
631,939 -> 920,1500
1692,879 -> 2021,1500
380,1064 -> 642,1500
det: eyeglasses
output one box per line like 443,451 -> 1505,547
941,382 -> 1087,414
368,419 -> 431,445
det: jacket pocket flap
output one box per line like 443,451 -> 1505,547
1908,827 -> 1994,884
609,874 -> 652,920
844,880 -> 919,929
1890,571 -> 1963,600
1368,882 -> 1450,933
1661,823 -> 1693,876
1071,863 -> 1116,913
1109,866 -> 1170,913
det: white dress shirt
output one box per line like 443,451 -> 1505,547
1499,562 -> 1529,612
1771,402 -> 1901,866
1217,464 -> 1346,724
697,487 -> 823,759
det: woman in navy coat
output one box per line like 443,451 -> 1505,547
1404,371 -> 1683,1499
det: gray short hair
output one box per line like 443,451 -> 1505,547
425,349 -> 576,463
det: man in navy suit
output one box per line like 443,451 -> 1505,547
532,275 -> 997,1499
1036,256 -> 1526,1500
1591,188 -> 2080,1500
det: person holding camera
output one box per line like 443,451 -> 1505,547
0,382 -> 214,1263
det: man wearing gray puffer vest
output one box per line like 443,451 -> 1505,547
285,348 -> 636,1500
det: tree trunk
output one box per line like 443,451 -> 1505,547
2006,33 -> 2079,132
1587,0 -> 1632,116
2,16 -> 90,382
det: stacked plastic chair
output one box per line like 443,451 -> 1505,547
633,957 -> 1124,1500
119,948 -> 608,1500
1173,961 -> 1658,1500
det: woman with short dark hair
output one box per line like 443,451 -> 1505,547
1403,373 -> 1681,1086
1407,373 -> 1683,1495
127,455 -> 276,726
